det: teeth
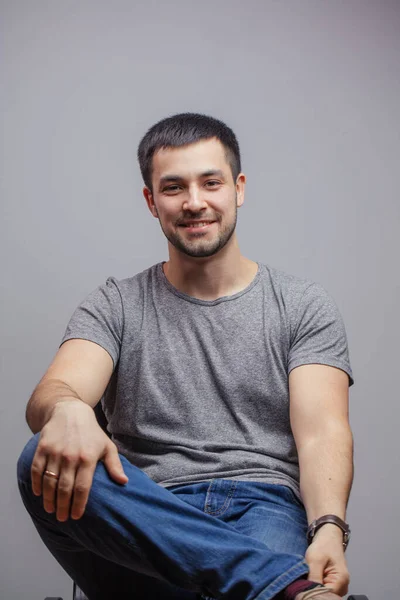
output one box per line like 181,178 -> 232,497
185,222 -> 211,228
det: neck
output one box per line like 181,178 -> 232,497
163,238 -> 258,301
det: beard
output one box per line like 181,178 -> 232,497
157,200 -> 238,258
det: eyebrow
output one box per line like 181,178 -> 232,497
159,169 -> 226,186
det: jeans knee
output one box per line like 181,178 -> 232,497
17,433 -> 40,485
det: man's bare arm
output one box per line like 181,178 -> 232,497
26,338 -> 114,432
26,339 -> 127,522
289,363 -> 353,596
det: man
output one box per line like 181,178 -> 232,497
17,113 -> 354,600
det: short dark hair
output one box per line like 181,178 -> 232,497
137,113 -> 241,191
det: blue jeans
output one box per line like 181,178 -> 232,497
17,434 -> 309,600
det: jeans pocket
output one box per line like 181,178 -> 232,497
204,479 -> 238,516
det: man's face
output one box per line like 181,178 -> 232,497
143,138 -> 245,259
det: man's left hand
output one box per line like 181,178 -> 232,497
305,524 -> 350,596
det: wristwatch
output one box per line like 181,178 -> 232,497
307,515 -> 351,550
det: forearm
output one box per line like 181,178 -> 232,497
297,421 -> 354,524
26,378 -> 85,434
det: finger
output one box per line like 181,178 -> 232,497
42,459 -> 62,514
327,571 -> 349,596
31,445 -> 48,496
307,559 -> 324,584
55,462 -> 79,522
323,581 -> 342,596
53,450 -> 82,521
70,462 -> 97,520
103,444 -> 128,484
339,580 -> 349,596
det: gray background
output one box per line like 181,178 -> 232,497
1,1 -> 399,598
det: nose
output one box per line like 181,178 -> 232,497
183,184 -> 207,211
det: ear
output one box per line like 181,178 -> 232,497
143,187 -> 159,218
236,173 -> 246,208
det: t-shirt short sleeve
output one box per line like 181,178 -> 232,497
288,282 -> 354,386
60,277 -> 123,368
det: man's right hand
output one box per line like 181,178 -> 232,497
31,399 -> 128,522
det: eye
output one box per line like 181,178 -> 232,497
162,185 -> 181,193
204,180 -> 221,188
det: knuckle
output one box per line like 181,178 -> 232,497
79,453 -> 94,465
61,453 -> 77,465
37,441 -> 50,454
74,483 -> 88,495
44,479 -> 58,490
42,495 -> 53,504
306,549 -> 322,562
39,445 -> 63,461
31,463 -> 43,475
57,481 -> 71,494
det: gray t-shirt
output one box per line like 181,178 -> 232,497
61,261 -> 354,499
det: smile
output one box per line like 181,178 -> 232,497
179,222 -> 215,231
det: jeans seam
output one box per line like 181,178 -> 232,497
204,480 -> 238,516
254,560 -> 309,600
19,479 -> 200,593
18,479 -> 154,563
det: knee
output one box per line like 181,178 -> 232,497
17,433 -> 40,485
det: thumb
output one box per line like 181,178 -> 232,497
103,443 -> 129,484
307,558 -> 324,585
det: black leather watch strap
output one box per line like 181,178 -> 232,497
307,514 -> 350,550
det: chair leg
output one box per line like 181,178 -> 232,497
73,582 -> 89,600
